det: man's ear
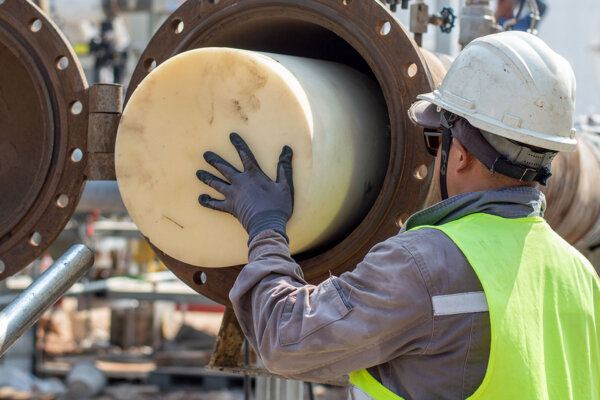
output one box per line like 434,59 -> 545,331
452,138 -> 473,173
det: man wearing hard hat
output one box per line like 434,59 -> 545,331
197,31 -> 600,399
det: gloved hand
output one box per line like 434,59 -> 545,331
196,132 -> 294,243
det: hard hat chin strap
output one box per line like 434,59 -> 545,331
450,118 -> 556,186
439,112 -> 459,201
438,111 -> 556,201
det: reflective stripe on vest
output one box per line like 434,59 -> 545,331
349,213 -> 600,399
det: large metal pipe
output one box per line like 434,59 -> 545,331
0,0 -> 89,279
0,244 -> 94,357
121,0 -> 439,304
544,132 -> 600,253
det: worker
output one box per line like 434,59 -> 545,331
495,0 -> 547,31
196,31 -> 600,399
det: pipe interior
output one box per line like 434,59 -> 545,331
189,18 -> 376,81
0,38 -> 52,240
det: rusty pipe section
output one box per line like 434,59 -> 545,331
0,0 -> 89,279
544,132 -> 600,251
124,0 -> 442,305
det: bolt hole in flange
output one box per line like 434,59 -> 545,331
413,164 -> 428,180
30,19 -> 42,33
406,62 -> 418,78
172,19 -> 184,34
70,100 -> 83,115
193,271 -> 207,285
70,148 -> 83,163
56,56 -> 69,70
378,20 -> 391,36
144,58 -> 157,72
0,260 -> 5,274
56,194 -> 69,208
30,232 -> 42,246
342,0 -> 353,5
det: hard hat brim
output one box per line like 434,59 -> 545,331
416,91 -> 578,152
408,100 -> 441,130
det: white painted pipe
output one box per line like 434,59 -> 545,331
116,48 -> 388,267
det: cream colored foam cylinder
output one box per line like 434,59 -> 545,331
116,48 -> 388,267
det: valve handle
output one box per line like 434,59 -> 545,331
440,7 -> 456,33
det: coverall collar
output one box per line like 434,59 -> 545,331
401,186 -> 546,233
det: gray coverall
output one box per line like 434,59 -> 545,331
229,187 -> 546,399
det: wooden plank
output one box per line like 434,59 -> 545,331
207,308 -> 349,387
209,307 -> 244,368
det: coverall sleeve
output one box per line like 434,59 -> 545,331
229,230 -> 434,381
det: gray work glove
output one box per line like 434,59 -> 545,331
196,132 -> 294,243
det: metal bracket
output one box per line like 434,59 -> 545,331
86,83 -> 122,181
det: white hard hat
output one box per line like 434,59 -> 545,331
411,31 -> 577,152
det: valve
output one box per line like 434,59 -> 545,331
439,7 -> 456,33
420,6 -> 456,39
409,2 -> 455,46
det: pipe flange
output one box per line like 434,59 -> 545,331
127,0 -> 435,305
0,1 -> 88,278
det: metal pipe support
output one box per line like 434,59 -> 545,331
0,244 -> 94,357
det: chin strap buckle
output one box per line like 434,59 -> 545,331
491,156 -> 552,186
520,167 -> 537,182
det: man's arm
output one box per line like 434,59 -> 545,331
197,133 -> 433,380
229,230 -> 433,381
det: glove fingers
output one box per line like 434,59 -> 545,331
196,170 -> 230,195
204,151 -> 239,182
276,145 -> 294,201
230,132 -> 260,172
276,145 -> 293,183
198,194 -> 230,214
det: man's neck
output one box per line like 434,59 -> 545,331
450,168 -> 533,197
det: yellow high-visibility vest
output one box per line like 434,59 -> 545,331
349,213 -> 600,399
